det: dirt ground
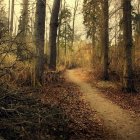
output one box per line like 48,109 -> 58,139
65,69 -> 140,140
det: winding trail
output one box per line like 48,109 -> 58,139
65,69 -> 140,140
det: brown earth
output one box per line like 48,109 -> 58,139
65,69 -> 140,140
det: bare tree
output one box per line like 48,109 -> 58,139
34,0 -> 46,84
101,0 -> 109,80
49,0 -> 61,70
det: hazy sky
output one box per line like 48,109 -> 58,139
4,0 -> 85,39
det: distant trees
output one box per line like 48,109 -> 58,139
83,0 -> 103,67
49,0 -> 61,70
0,0 -> 11,79
0,0 -> 8,39
57,1 -> 76,67
34,0 -> 46,84
59,8 -> 73,54
83,0 -> 109,80
71,0 -> 80,48
83,0 -> 99,46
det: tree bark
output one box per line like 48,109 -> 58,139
49,0 -> 61,70
102,0 -> 109,80
34,0 -> 46,84
122,0 -> 136,92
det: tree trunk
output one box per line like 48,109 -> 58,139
57,0 -> 62,63
21,0 -> 29,36
34,0 -> 46,84
122,0 -> 136,92
71,0 -> 79,48
10,0 -> 15,36
102,0 -> 109,80
8,0 -> 10,33
49,0 -> 61,70
31,4 -> 35,35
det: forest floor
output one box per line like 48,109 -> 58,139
0,72 -> 109,140
65,69 -> 140,140
1,68 -> 140,140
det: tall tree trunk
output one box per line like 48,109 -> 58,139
102,0 -> 109,80
122,0 -> 136,92
49,0 -> 61,70
57,21 -> 61,62
34,0 -> 46,84
10,0 -> 15,36
57,0 -> 62,63
45,13 -> 48,55
21,0 -> 29,36
8,0 -> 10,33
63,0 -> 67,66
31,3 -> 35,35
71,0 -> 79,48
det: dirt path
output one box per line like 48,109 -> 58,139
65,69 -> 140,140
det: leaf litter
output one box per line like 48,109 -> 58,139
0,78 -> 109,140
